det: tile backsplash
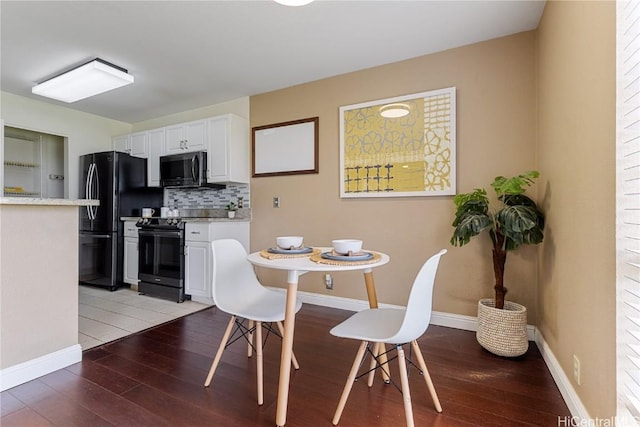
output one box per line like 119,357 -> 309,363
165,183 -> 250,209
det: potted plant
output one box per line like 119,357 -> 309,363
450,171 -> 545,357
226,201 -> 237,219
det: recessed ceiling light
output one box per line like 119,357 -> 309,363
32,58 -> 134,103
379,103 -> 411,118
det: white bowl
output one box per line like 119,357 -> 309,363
277,236 -> 304,250
332,239 -> 363,255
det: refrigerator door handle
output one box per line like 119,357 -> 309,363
85,163 -> 93,220
91,163 -> 99,219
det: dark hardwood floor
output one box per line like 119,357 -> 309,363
1,304 -> 570,426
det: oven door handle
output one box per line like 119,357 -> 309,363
138,229 -> 182,238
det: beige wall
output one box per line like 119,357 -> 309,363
131,97 -> 249,131
0,205 -> 80,368
251,3 -> 618,418
537,1 -> 616,419
250,32 -> 538,317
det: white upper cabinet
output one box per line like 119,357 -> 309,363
165,119 -> 207,154
113,132 -> 148,158
112,114 -> 249,186
147,128 -> 165,187
207,114 -> 249,184
129,132 -> 148,158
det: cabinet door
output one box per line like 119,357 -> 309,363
123,221 -> 139,237
129,132 -> 148,158
124,237 -> 139,285
183,120 -> 207,152
207,114 -> 249,183
207,116 -> 229,181
147,128 -> 165,187
184,241 -> 210,298
164,124 -> 185,155
113,135 -> 129,153
164,120 -> 207,154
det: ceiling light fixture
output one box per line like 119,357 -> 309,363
32,58 -> 134,103
379,103 -> 411,118
273,0 -> 315,6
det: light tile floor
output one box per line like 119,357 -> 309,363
78,285 -> 212,351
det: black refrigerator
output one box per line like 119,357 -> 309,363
79,151 -> 163,290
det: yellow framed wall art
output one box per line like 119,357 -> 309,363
339,87 -> 456,198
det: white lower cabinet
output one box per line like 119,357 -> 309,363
184,221 -> 249,305
185,240 -> 210,301
123,221 -> 139,288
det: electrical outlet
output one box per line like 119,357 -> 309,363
573,354 -> 581,385
325,274 -> 333,290
273,197 -> 280,208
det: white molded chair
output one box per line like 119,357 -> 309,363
330,249 -> 447,427
204,239 -> 302,405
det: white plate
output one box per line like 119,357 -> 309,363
268,247 -> 313,255
321,251 -> 373,261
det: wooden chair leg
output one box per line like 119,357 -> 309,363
256,321 -> 264,405
332,341 -> 368,426
247,319 -> 255,357
204,315 -> 236,387
367,342 -> 378,387
277,321 -> 300,370
379,343 -> 391,383
397,345 -> 415,427
410,340 -> 442,412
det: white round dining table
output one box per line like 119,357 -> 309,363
247,247 -> 390,427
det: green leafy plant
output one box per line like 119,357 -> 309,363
226,202 -> 237,211
450,171 -> 545,309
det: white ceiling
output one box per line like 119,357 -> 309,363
1,0 -> 545,123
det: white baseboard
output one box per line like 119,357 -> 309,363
294,289 -> 536,340
0,291 -> 589,420
0,344 -> 82,392
534,332 -> 590,420
190,295 -> 214,305
291,289 -> 585,419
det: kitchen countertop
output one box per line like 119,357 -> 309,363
0,197 -> 99,206
120,216 -> 250,222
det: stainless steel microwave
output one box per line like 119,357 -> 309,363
160,151 -> 208,188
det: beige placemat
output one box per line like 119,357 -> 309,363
310,251 -> 381,266
260,247 -> 322,259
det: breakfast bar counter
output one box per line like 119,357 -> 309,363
0,197 -> 97,391
0,197 -> 99,206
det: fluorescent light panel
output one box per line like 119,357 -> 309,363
32,59 -> 134,103
273,0 -> 315,6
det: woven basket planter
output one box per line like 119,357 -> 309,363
476,299 -> 528,357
